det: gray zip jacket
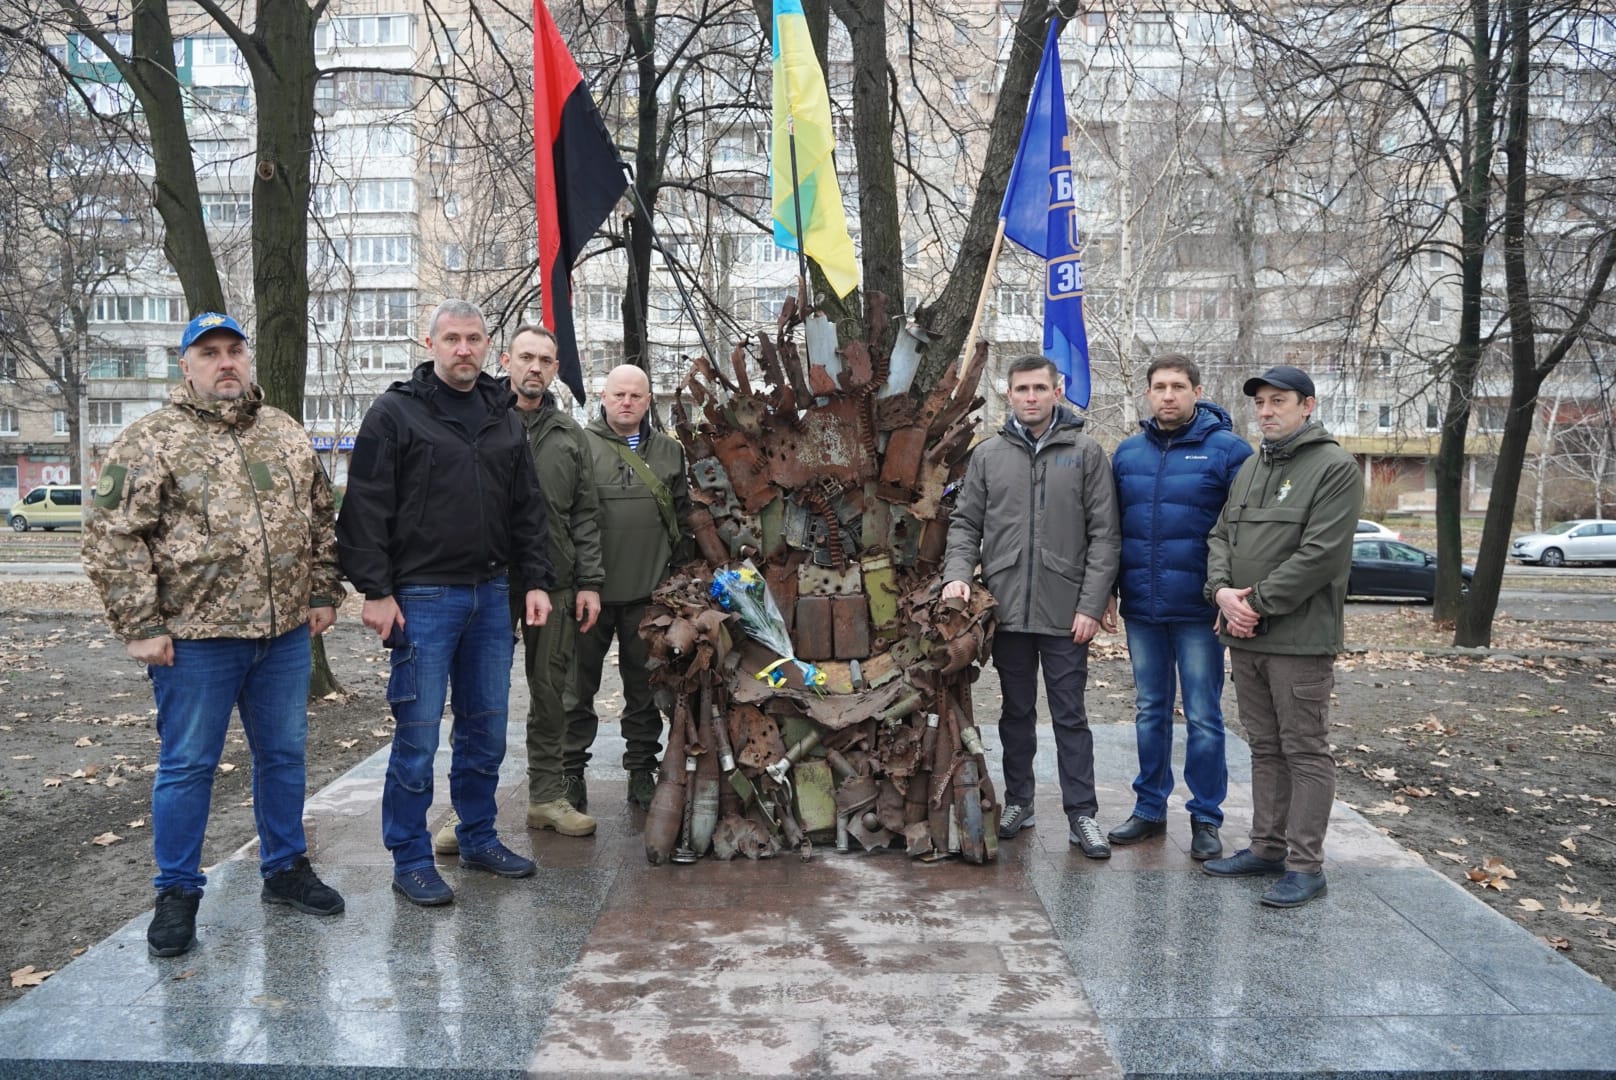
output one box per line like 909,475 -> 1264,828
944,407 -> 1121,635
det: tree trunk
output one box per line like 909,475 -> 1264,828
127,0 -> 226,314
1432,0 -> 1500,625
1455,0 -> 1531,649
912,0 -> 1060,396
828,0 -> 900,348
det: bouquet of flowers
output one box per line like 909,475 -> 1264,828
709,560 -> 826,693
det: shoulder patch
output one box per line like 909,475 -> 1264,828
94,465 -> 126,508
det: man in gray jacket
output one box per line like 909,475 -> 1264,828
1202,365 -> 1362,908
943,355 -> 1121,858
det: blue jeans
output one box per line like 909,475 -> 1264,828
148,627 -> 313,892
383,578 -> 514,872
1123,619 -> 1228,826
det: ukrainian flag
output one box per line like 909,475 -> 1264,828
771,0 -> 858,298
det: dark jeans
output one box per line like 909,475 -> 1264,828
147,627 -> 313,892
1123,618 -> 1229,826
563,600 -> 664,774
382,579 -> 514,872
992,630 -> 1097,822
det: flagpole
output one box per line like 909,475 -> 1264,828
619,164 -> 719,368
958,217 -> 1008,377
786,116 -> 811,309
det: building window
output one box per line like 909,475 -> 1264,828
1426,248 -> 1443,269
53,410 -> 68,435
89,401 -> 123,426
201,193 -> 252,224
1430,76 -> 1447,108
0,354 -> 16,380
1376,404 -> 1393,430
443,243 -> 466,270
315,14 -> 414,51
953,77 -> 969,104
1425,402 -> 1441,430
88,351 -> 142,379
1426,298 -> 1443,323
0,406 -> 17,435
192,35 -> 240,67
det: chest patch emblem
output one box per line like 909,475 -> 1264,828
1277,479 -> 1293,503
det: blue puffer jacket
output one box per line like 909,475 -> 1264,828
1113,401 -> 1253,623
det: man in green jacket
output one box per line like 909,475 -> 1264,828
433,325 -> 603,850
564,364 -> 692,811
942,355 -> 1121,859
1202,365 -> 1363,908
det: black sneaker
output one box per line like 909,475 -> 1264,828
997,803 -> 1036,839
627,768 -> 657,811
563,773 -> 588,811
262,856 -> 346,915
1068,816 -> 1112,859
148,886 -> 202,957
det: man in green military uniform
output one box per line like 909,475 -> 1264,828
564,364 -> 692,811
83,312 -> 346,958
433,325 -> 603,849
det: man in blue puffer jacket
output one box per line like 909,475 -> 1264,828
1102,355 -> 1251,860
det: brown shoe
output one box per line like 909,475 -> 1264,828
528,798 -> 596,837
432,812 -> 460,855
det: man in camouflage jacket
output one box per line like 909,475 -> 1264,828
83,312 -> 346,960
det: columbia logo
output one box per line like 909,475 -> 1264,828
1184,454 -> 1209,460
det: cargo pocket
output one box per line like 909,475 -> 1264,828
387,643 -> 418,705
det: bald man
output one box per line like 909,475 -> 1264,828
563,365 -> 692,811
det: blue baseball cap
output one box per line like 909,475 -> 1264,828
180,312 -> 248,352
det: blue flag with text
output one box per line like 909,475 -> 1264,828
999,22 -> 1090,408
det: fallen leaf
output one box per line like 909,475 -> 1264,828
217,762 -> 236,774
1435,850 -> 1465,863
1370,767 -> 1399,782
127,817 -> 147,828
1540,935 -> 1571,951
1483,857 -> 1517,879
369,728 -> 391,738
1449,786 -> 1481,798
10,754 -> 33,761
42,777 -> 62,788
1519,898 -> 1545,911
1364,800 -> 1411,816
1548,853 -> 1573,868
1561,837 -> 1579,853
1522,787 -> 1547,797
73,736 -> 94,747
172,969 -> 199,981
1400,785 -> 1436,798
104,774 -> 124,788
1559,896 -> 1604,917
9,966 -> 54,989
337,738 -> 359,749
91,832 -> 122,847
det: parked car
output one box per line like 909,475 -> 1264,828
1349,539 -> 1472,601
7,485 -> 85,532
1355,519 -> 1402,542
1510,519 -> 1616,567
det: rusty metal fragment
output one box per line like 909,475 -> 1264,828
641,293 -> 1002,867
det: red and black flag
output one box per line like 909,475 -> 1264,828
533,0 -> 627,403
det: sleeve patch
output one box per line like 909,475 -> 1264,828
350,434 -> 383,480
94,465 -> 126,508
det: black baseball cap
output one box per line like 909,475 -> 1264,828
1243,365 -> 1316,399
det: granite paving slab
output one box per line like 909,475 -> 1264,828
3,683 -> 1615,1078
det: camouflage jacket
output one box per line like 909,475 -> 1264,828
83,384 -> 344,642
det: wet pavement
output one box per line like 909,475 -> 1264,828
2,689 -> 1614,1077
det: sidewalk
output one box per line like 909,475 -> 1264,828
2,709 -> 1614,1077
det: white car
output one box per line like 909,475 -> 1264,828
1510,519 -> 1616,567
1355,519 -> 1402,542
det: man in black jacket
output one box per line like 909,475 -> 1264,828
337,298 -> 554,907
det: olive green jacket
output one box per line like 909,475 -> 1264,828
515,395 -> 604,595
583,414 -> 693,604
1204,421 -> 1364,654
83,384 -> 343,642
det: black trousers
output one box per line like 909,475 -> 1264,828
992,630 -> 1098,822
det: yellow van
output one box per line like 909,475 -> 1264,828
7,485 -> 85,532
